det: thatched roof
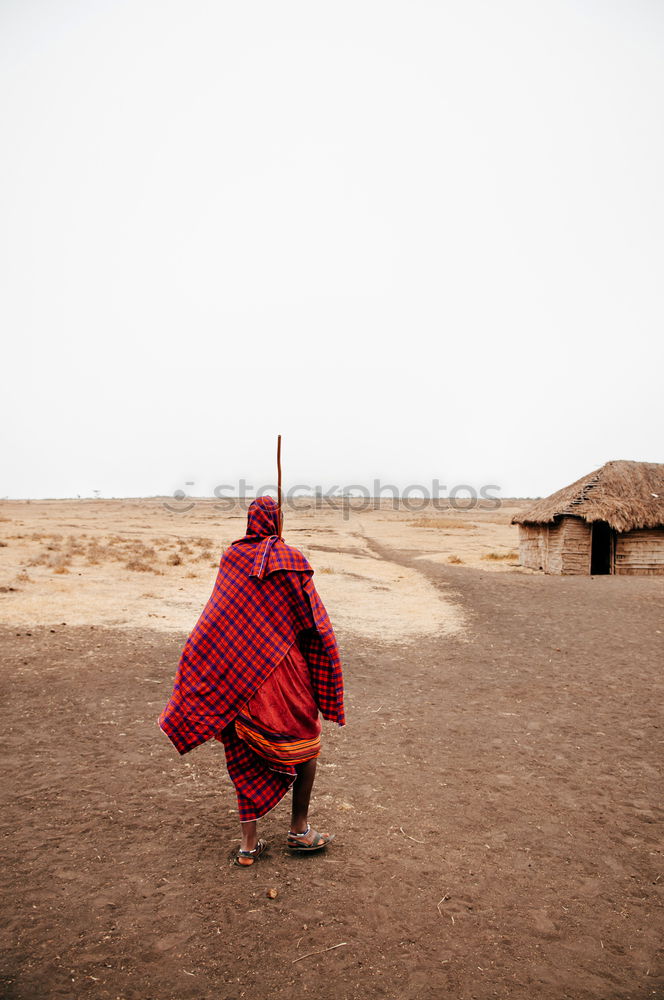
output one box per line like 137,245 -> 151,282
512,460 -> 664,532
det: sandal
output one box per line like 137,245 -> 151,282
287,824 -> 335,852
233,838 -> 269,867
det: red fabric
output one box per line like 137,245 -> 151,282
243,641 -> 321,741
220,721 -> 296,822
158,496 -> 345,756
226,641 -> 322,821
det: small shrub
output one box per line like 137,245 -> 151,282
447,555 -> 463,564
85,541 -> 109,565
482,551 -> 518,561
65,535 -> 84,553
28,551 -> 49,567
167,553 -> 182,566
125,559 -> 163,574
50,555 -> 70,572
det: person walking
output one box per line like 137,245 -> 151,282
159,495 -> 345,866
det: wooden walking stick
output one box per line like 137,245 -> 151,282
277,434 -> 283,537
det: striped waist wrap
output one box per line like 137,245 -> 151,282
234,638 -> 322,768
235,715 -> 321,767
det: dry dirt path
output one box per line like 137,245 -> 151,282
2,541 -> 663,1000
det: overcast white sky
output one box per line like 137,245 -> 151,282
2,0 -> 663,500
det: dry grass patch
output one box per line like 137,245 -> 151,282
27,551 -> 48,567
123,543 -> 161,573
125,559 -> 163,574
85,542 -> 108,565
447,555 -> 463,564
62,536 -> 85,557
482,551 -> 519,561
410,517 -> 477,530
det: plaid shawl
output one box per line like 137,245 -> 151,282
158,496 -> 345,755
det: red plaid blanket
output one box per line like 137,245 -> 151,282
158,496 -> 345,755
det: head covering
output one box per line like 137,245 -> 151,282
158,497 -> 344,754
243,494 -> 280,538
234,495 -> 290,580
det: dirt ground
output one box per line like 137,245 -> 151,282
2,502 -> 664,999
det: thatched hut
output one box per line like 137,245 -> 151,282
512,460 -> 664,575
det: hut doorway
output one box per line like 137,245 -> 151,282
591,521 -> 614,574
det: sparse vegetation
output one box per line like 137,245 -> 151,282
410,518 -> 476,530
28,550 -> 48,567
448,555 -> 463,564
85,541 -> 106,565
481,551 -> 519,561
125,559 -> 163,574
52,556 -> 70,574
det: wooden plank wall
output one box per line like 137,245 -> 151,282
518,518 -> 590,574
615,529 -> 664,574
561,517 -> 591,575
545,520 -> 565,574
518,522 -> 566,572
518,525 -> 544,570
519,521 -> 664,574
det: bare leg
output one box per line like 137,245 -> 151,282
290,758 -> 317,833
239,819 -> 258,857
288,758 -> 333,848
